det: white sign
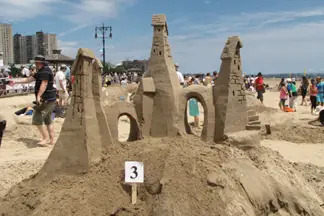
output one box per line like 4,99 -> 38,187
125,161 -> 144,183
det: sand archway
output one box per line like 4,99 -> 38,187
105,102 -> 141,143
178,85 -> 215,142
118,113 -> 140,142
184,92 -> 208,138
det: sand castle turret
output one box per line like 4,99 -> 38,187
213,36 -> 248,141
134,14 -> 181,137
39,49 -> 113,178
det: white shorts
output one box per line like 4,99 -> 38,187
58,90 -> 68,100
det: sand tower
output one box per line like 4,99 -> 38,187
134,14 -> 181,137
214,36 -> 248,141
38,49 -> 113,178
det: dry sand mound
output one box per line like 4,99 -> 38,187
263,123 -> 324,144
246,92 -> 277,113
1,136 -> 323,216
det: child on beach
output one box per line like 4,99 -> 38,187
279,82 -> 288,111
310,79 -> 318,114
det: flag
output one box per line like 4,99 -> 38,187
304,68 -> 307,76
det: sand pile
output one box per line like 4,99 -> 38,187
246,92 -> 277,113
263,123 -> 324,144
1,136 -> 323,216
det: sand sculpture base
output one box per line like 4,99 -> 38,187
38,49 -> 113,179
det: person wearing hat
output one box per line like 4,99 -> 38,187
11,55 -> 56,145
175,63 -> 184,86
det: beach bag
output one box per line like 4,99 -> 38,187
284,107 -> 294,112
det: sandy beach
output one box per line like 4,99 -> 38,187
0,78 -> 323,212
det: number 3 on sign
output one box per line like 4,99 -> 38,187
125,162 -> 144,183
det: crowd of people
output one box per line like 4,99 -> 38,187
277,76 -> 324,114
2,56 -> 323,146
103,72 -> 141,87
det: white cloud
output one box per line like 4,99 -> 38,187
58,24 -> 88,37
150,7 -> 324,74
0,0 -> 134,25
0,0 -> 61,21
57,40 -> 79,57
184,7 -> 324,34
63,0 -> 134,24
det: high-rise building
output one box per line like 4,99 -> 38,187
13,34 -> 27,64
46,34 -> 57,55
35,31 -> 57,57
13,31 -> 58,64
0,24 -> 13,65
26,35 -> 37,63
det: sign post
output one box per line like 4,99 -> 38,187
125,161 -> 144,205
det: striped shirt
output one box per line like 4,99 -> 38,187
33,66 -> 56,102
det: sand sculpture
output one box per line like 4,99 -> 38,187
133,15 -> 251,142
38,49 -> 113,178
134,14 -> 181,138
38,14 -> 256,177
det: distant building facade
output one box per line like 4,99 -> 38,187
26,35 -> 37,63
0,24 -> 14,65
13,34 -> 27,64
122,59 -> 149,74
13,31 -> 58,64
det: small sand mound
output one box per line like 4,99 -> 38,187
246,93 -> 277,113
1,136 -> 323,216
263,123 -> 324,144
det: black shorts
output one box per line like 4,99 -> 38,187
257,90 -> 263,101
310,96 -> 317,109
301,89 -> 307,98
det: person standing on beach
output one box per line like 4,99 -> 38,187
279,81 -> 288,111
20,65 -> 30,77
254,72 -> 264,104
204,73 -> 213,86
11,56 -> 56,145
316,77 -> 324,107
309,79 -> 318,114
290,78 -> 298,111
300,76 -> 309,106
55,66 -> 68,107
187,79 -> 200,128
175,63 -> 184,86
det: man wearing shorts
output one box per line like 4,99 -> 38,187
254,72 -> 264,104
55,66 -> 68,106
12,56 -> 56,145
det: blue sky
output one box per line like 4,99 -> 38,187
1,0 -> 324,74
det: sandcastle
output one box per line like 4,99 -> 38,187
38,14 -> 260,178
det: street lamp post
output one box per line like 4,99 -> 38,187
95,24 -> 112,66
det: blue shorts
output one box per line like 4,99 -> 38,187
317,94 -> 324,103
189,98 -> 199,116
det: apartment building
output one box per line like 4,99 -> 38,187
0,24 -> 13,65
